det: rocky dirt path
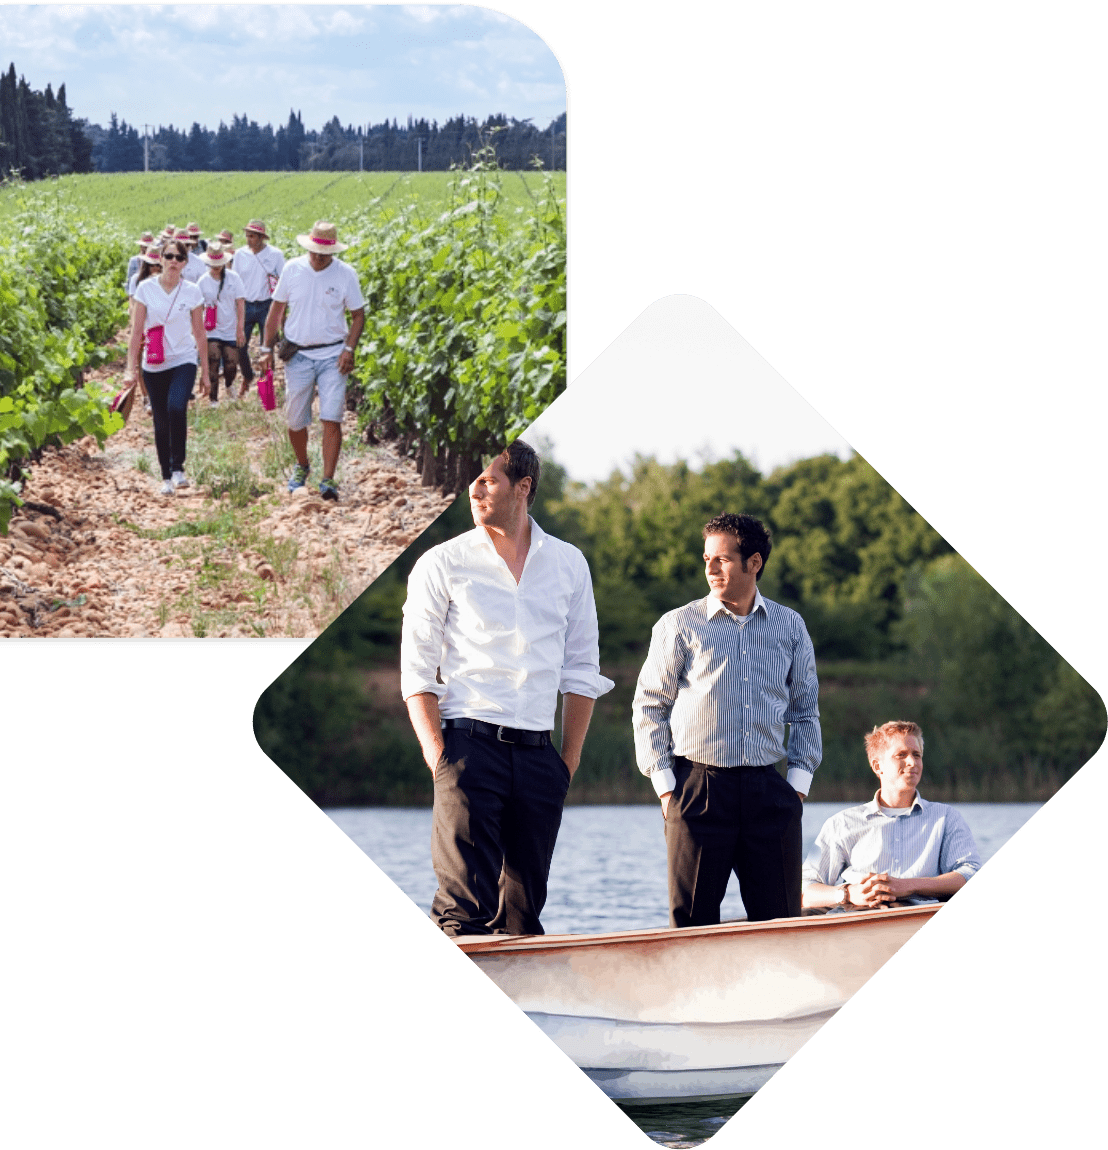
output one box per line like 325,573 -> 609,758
0,350 -> 452,637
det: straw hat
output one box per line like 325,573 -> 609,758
139,246 -> 163,265
243,219 -> 269,239
137,230 -> 155,248
200,241 -> 232,268
162,224 -> 177,238
217,229 -> 233,245
296,220 -> 348,254
186,222 -> 202,240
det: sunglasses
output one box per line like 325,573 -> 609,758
162,252 -> 187,262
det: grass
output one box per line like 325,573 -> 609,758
0,170 -> 565,241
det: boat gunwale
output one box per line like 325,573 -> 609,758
455,901 -> 942,956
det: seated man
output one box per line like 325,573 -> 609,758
802,720 -> 981,911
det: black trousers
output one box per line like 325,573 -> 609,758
665,758 -> 803,927
143,363 -> 196,479
430,724 -> 571,937
238,299 -> 271,383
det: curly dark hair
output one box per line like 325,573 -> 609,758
501,438 -> 540,508
702,513 -> 772,581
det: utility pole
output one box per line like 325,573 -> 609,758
417,136 -> 424,173
359,126 -> 363,172
143,124 -> 152,173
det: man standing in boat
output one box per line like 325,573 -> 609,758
801,721 -> 981,910
633,513 -> 821,927
400,439 -> 614,937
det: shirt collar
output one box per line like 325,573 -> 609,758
471,515 -> 545,556
864,789 -> 926,818
705,586 -> 766,621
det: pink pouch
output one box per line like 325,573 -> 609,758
256,368 -> 276,412
204,305 -> 217,331
145,324 -> 165,365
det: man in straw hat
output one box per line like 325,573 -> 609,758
235,219 -> 285,391
260,220 -> 365,502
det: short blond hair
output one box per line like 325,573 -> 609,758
864,720 -> 924,764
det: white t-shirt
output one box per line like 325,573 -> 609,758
127,271 -> 141,298
272,256 -> 365,360
197,270 -> 245,342
182,250 -> 206,283
234,244 -> 286,302
133,277 -> 205,371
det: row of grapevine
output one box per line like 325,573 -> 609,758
0,195 -> 127,533
339,153 -> 566,493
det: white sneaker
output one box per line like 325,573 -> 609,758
171,470 -> 190,489
159,479 -> 175,496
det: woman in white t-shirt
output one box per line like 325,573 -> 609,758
123,237 -> 211,496
197,241 -> 246,406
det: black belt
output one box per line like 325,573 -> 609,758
678,756 -> 776,770
443,718 -> 550,746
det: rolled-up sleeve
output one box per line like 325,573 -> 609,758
632,615 -> 686,797
939,809 -> 982,881
558,552 -> 614,700
399,551 -> 450,702
802,818 -> 849,887
783,617 -> 822,795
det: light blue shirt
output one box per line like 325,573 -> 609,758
803,791 -> 982,900
632,589 -> 822,797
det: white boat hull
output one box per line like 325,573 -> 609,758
458,904 -> 940,1104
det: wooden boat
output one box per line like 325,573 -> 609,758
457,903 -> 940,1104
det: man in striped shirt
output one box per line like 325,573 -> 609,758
801,721 -> 981,910
633,513 -> 821,927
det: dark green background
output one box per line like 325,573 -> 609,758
6,4 -> 1099,1145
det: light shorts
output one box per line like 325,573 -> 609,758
284,351 -> 346,430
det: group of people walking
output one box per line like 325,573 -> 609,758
400,440 -> 982,937
121,218 -> 364,502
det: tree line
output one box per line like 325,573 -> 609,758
0,60 -> 566,179
254,448 -> 1106,806
90,110 -> 566,174
0,64 -> 94,178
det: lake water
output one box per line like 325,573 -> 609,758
328,801 -> 1041,1147
328,802 -> 1042,935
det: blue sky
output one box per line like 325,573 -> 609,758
2,4 -> 566,132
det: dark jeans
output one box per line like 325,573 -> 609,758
665,758 -> 803,927
143,362 -> 197,479
238,299 -> 271,383
430,723 -> 571,937
206,339 -> 239,400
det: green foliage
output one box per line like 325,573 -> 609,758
535,450 -> 951,661
0,196 -> 127,531
892,554 -> 1106,785
345,149 -> 565,472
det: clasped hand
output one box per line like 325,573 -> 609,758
848,872 -> 912,907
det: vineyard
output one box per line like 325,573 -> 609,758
0,160 -> 566,542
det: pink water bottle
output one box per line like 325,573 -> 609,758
256,368 -> 276,412
204,305 -> 217,331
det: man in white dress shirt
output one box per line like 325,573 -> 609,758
801,721 -> 981,910
401,439 -> 614,937
234,219 -> 285,388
